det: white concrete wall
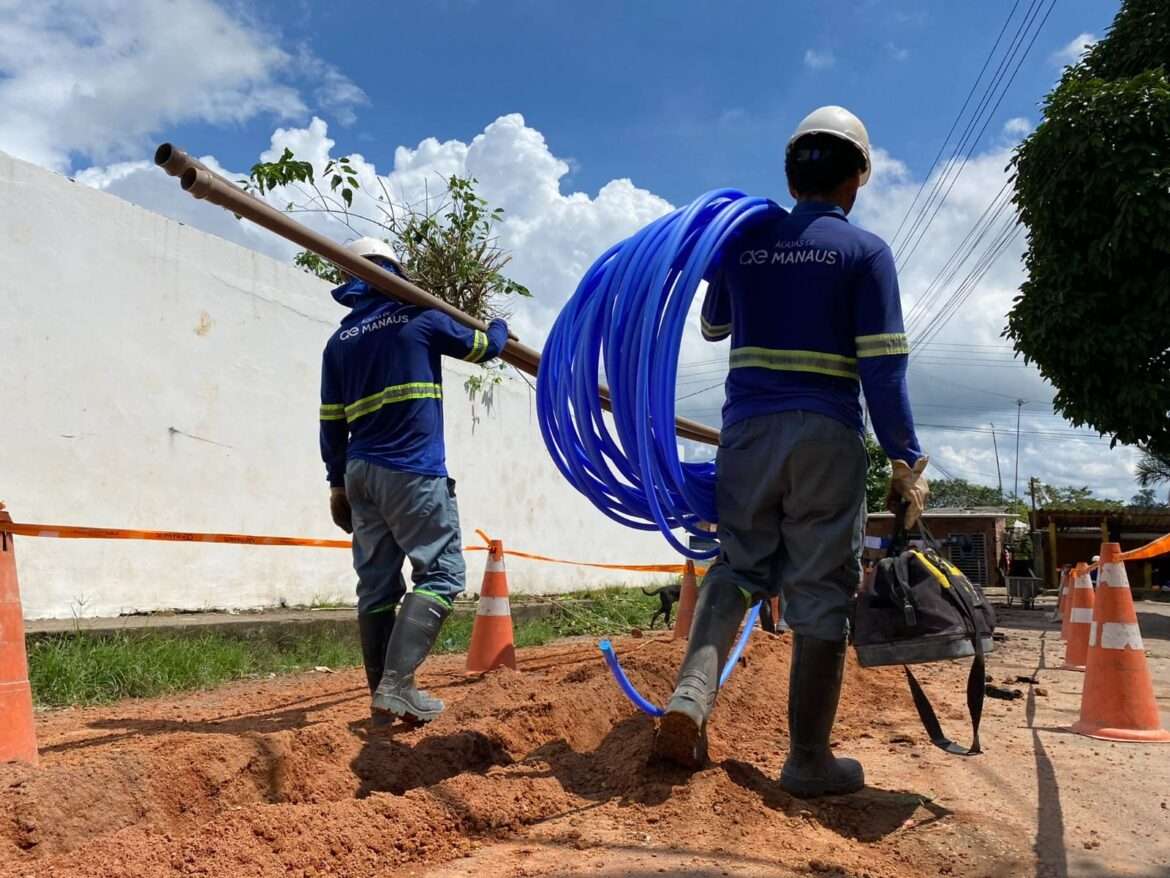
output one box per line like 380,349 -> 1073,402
0,153 -> 678,619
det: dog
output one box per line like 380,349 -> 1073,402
644,583 -> 785,635
643,583 -> 681,629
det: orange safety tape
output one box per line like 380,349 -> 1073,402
0,521 -> 700,576
1118,531 -> 1170,562
0,521 -> 352,549
465,529 -> 706,577
1066,531 -> 1170,570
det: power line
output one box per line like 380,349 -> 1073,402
916,422 -> 1113,443
897,0 -> 1054,275
903,178 -> 1015,332
676,380 -> 725,402
910,220 -> 1023,354
888,0 -> 1023,253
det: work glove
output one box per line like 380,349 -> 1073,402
886,457 -> 930,528
330,487 -> 353,534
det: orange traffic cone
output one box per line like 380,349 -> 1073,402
466,539 -> 516,673
1048,566 -> 1065,623
672,561 -> 699,640
0,505 -> 38,766
1061,563 -> 1095,671
1071,543 -> 1170,743
1059,567 -> 1072,641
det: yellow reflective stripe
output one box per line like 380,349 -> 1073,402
729,347 -> 858,381
701,316 -> 731,339
344,383 -> 442,422
912,551 -> 952,589
855,332 -> 910,358
319,403 -> 346,421
463,330 -> 488,363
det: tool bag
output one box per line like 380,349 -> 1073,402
852,511 -> 996,755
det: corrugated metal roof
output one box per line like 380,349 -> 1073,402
1032,507 -> 1170,530
868,507 -> 1016,520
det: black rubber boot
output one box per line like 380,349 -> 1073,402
652,583 -> 747,768
358,610 -> 396,695
780,633 -> 865,798
372,592 -> 450,723
358,610 -> 396,727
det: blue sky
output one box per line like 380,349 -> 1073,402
0,0 -> 1144,501
164,0 -> 1117,206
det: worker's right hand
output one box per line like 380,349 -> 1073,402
489,317 -> 516,342
886,457 -> 929,528
329,487 -> 353,534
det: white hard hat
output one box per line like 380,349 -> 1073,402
787,105 -> 872,186
345,236 -> 398,264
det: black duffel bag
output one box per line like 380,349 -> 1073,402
852,510 -> 997,756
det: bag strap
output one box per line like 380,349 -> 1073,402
902,568 -> 985,757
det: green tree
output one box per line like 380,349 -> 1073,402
864,433 -> 891,513
1130,487 -> 1163,508
242,148 -> 530,321
1136,450 -> 1170,502
1030,482 -> 1124,510
1007,0 -> 1170,456
926,478 -> 1005,509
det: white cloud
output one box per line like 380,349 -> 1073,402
803,49 -> 836,71
295,48 -> 369,128
1051,32 -> 1097,66
885,42 -> 910,62
76,114 -> 1143,501
1002,117 -> 1032,139
0,0 -> 365,171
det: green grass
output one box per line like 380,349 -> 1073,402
26,585 -> 668,708
28,627 -> 366,708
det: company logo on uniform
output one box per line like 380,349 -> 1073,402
339,312 -> 410,341
740,240 -> 839,266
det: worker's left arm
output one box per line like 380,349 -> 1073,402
427,313 -> 509,363
319,345 -> 349,488
854,245 -> 923,467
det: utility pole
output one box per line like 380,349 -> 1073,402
990,422 -> 1004,503
1013,399 -> 1025,500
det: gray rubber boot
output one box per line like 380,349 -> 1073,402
780,633 -> 865,798
372,592 -> 450,723
358,609 -> 396,727
652,583 -> 747,768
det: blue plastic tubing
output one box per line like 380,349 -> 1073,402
536,190 -> 782,560
598,601 -> 763,718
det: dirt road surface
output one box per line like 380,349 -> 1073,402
2,602 -> 1167,877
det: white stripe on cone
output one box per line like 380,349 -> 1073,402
1099,622 -> 1143,651
477,596 -> 511,617
1074,573 -> 1093,589
1071,607 -> 1093,623
1101,562 -> 1128,588
1089,623 -> 1097,647
486,558 -> 506,573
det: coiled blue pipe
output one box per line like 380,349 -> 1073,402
597,601 -> 763,718
537,190 -> 781,559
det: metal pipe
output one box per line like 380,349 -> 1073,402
156,143 -> 719,446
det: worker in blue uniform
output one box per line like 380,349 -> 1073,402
320,238 -> 508,724
653,107 -> 930,797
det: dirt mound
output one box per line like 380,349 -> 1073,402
0,633 -> 991,877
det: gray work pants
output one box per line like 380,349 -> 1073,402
704,411 -> 867,641
345,459 -> 467,615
